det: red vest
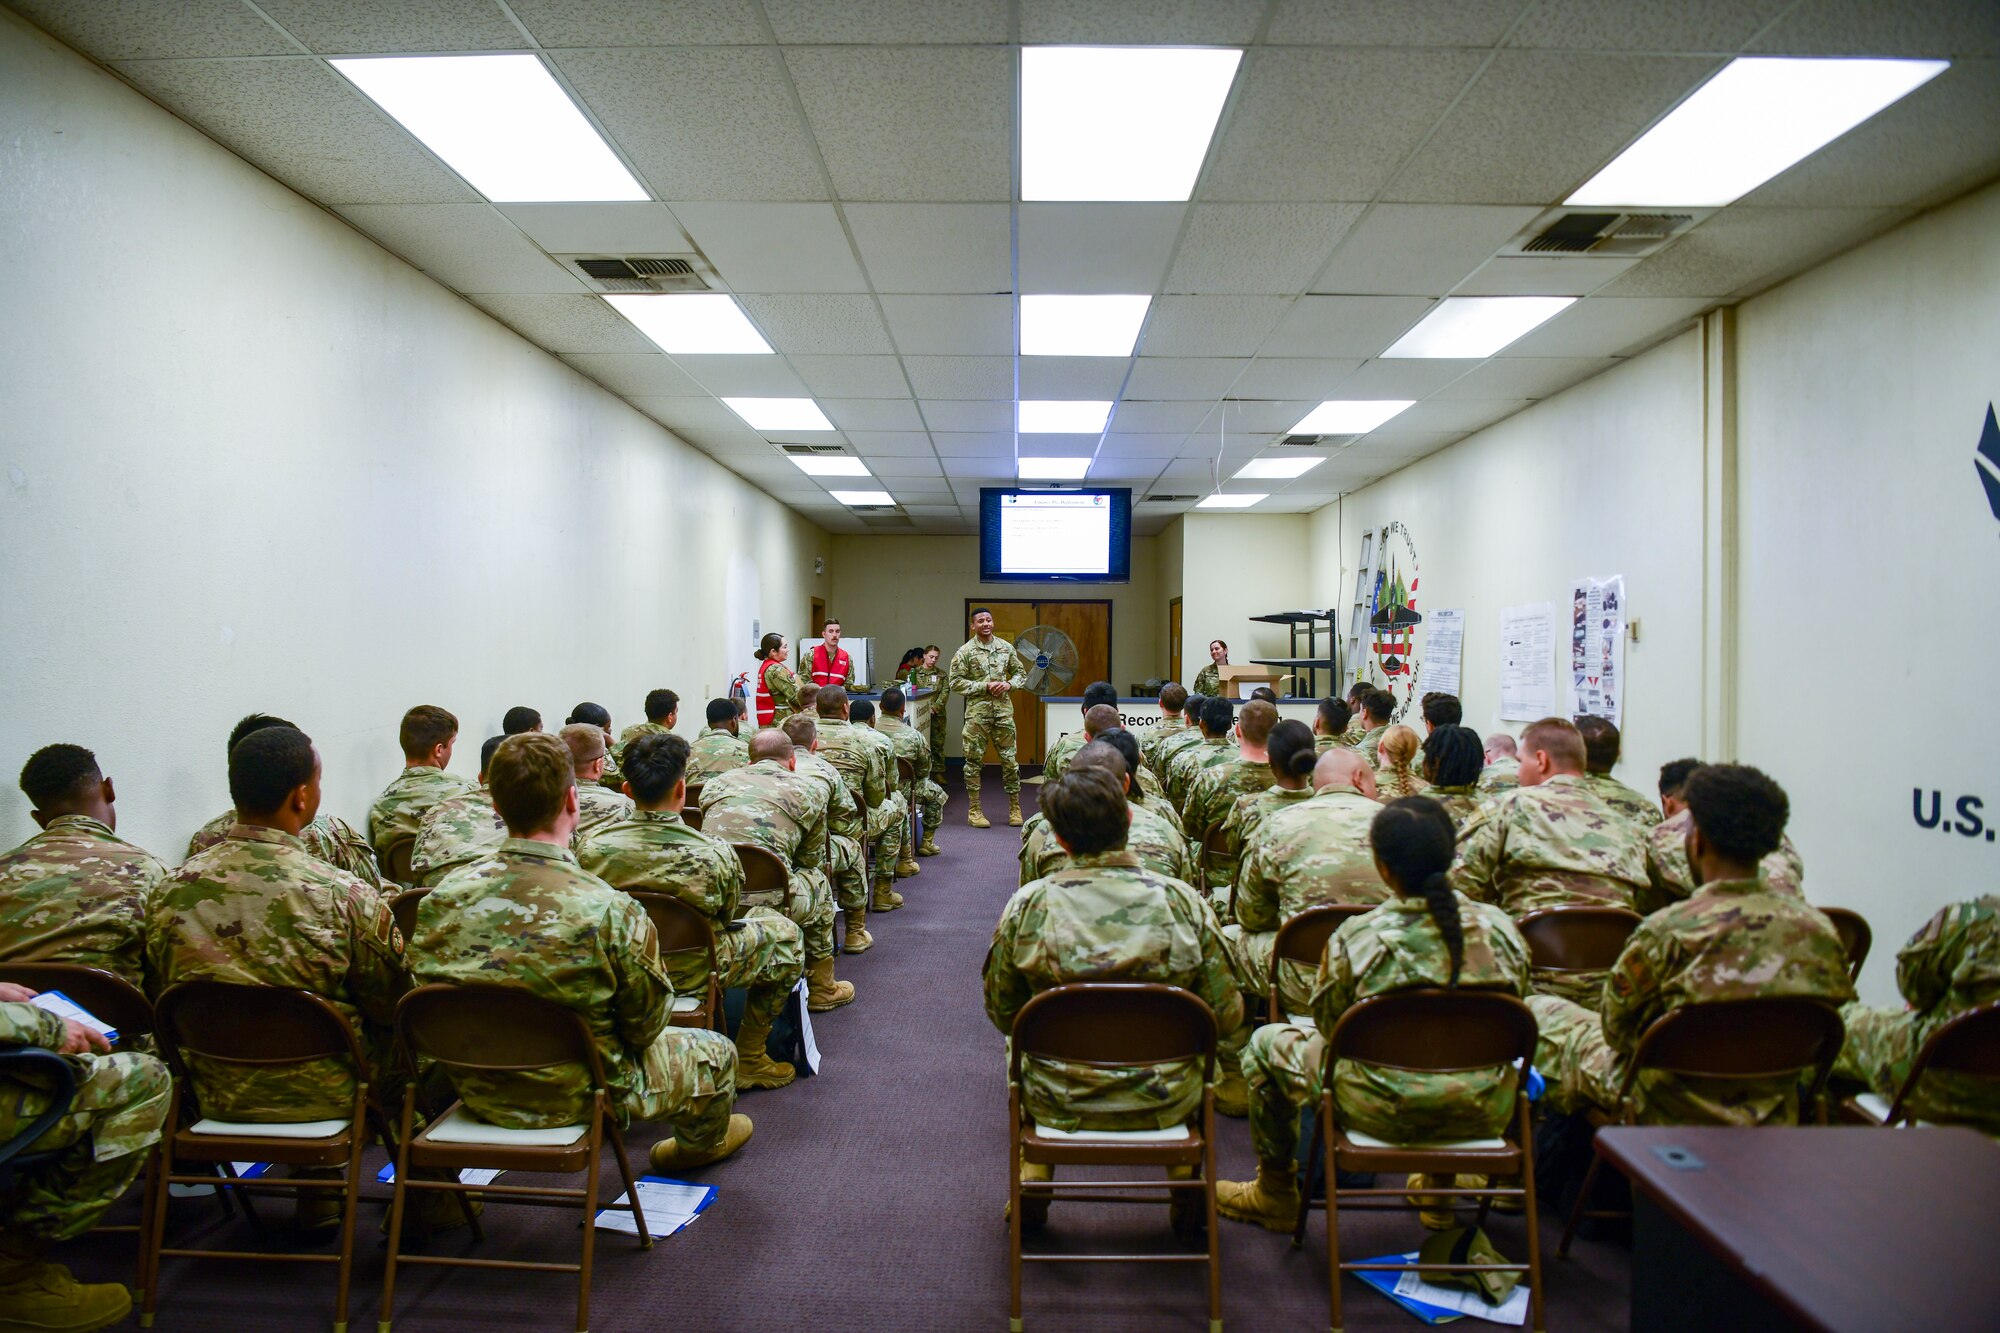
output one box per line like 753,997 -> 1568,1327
810,643 -> 851,687
755,657 -> 781,726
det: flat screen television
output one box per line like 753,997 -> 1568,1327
979,487 -> 1132,583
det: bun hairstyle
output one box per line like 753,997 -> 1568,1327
1369,797 -> 1465,985
1266,720 -> 1318,781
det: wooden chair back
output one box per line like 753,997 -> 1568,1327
0,962 -> 155,1041
397,983 -> 603,1082
1269,905 -> 1373,1018
624,890 -> 722,1030
389,888 -> 427,946
733,843 -> 793,912
1872,1001 -> 2000,1126
383,836 -> 416,888
681,806 -> 703,832
1820,907 -> 1872,982
155,981 -> 366,1090
1325,988 -> 1538,1075
1516,906 -> 1643,972
684,784 -> 704,812
1617,997 -> 1845,1110
1009,982 -> 1216,1079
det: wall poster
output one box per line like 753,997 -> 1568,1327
1499,602 -> 1555,720
1566,575 -> 1626,727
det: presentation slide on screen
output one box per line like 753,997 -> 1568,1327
999,493 -> 1111,575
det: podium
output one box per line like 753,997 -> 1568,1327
1216,664 -> 1282,699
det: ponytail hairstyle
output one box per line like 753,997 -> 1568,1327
1266,720 -> 1318,785
1421,724 -> 1484,786
1369,796 -> 1464,985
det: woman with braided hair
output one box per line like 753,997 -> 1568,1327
1215,796 -> 1531,1232
1374,723 -> 1430,800
1420,724 -> 1488,832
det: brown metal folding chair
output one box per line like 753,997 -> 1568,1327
1820,906 -> 1873,983
0,962 -> 153,1048
684,783 -> 704,813
1308,989 -> 1545,1333
1842,1000 -> 2000,1127
681,806 -> 704,832
1559,996 -> 1846,1257
1007,983 -> 1221,1333
1516,905 -> 1642,979
379,984 -> 651,1333
1267,904 -> 1374,1023
623,889 -> 725,1031
732,843 -> 794,916
1200,824 -> 1231,897
382,836 -> 416,889
389,887 -> 428,947
144,981 -> 387,1332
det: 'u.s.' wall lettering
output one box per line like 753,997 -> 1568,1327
1913,789 -> 1994,842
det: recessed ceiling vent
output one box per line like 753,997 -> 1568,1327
1506,209 -> 1706,259
856,511 -> 913,528
780,443 -> 847,456
1142,493 -> 1197,503
1274,433 -> 1359,448
558,253 -> 715,293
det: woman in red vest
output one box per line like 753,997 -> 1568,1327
754,632 -> 801,726
809,619 -> 855,689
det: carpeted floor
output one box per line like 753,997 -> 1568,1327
69,770 -> 1632,1330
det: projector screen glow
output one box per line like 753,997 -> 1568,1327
980,488 -> 1132,584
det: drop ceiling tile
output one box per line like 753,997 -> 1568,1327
555,48 -> 826,200
1592,206 -> 1905,301
112,58 -> 477,205
905,357 -> 1015,399
1385,53 -> 1722,204
1018,204 -> 1186,294
1313,204 -> 1541,296
1748,0 -> 2000,58
845,204 -> 1013,293
889,478 -> 956,494
494,203 -> 692,254
1231,358 -> 1365,399
1455,255 -> 1641,297
1202,48 -> 1485,201
786,47 -> 1012,201
763,0 -> 1009,42
942,455 -> 1014,480
866,455 -> 946,477
904,505 -> 965,517
1113,401 -> 1220,433
1505,0 -> 1790,51
669,203 -> 865,292
670,354 -> 810,396
561,353 -> 709,396
788,355 -> 911,398
1266,0 -> 1529,44
1151,458 -> 1225,480
1018,433 -> 1102,455
465,293 -> 659,354
1165,204 -> 1367,295
253,0 -> 527,52
1124,359 -> 1248,400
1139,296 -> 1292,357
335,204 -> 587,292
632,396 -> 752,432
1198,399 -> 1319,433
822,398 -> 924,431
878,296 -> 1014,356
1101,432 -> 1194,456
631,399 -> 762,439
1018,357 -> 1133,398
1373,399 -> 1535,436
10,0 -> 296,57
1020,0 -> 1264,41
1502,297 -> 1712,358
736,294 -> 893,354
1261,296 -> 1434,358
922,399 -> 1014,430
507,0 -> 767,46
679,427 -> 772,454
931,432 -> 1015,455
843,431 -> 938,455
1433,357 -> 1619,400
1329,358 -> 1481,396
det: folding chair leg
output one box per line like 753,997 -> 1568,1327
1558,1153 -> 1603,1259
604,1114 -> 650,1250
1204,1100 -> 1222,1333
1323,1103 -> 1343,1333
578,1122 -> 602,1333
1291,1107 -> 1319,1251
331,1107 -> 366,1333
140,1104 -> 178,1329
1008,1129 -> 1024,1332
1519,1100 -> 1547,1333
132,1143 -> 162,1306
378,1091 -> 418,1333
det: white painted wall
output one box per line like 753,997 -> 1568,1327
1176,513 -> 1311,683
0,16 -> 828,857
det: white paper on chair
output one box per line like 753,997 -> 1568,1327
594,1176 -> 717,1238
1392,1264 -> 1530,1325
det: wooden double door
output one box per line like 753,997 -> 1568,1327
963,599 -> 1111,764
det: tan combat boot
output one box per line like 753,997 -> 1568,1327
917,831 -> 941,857
1007,793 -> 1023,827
806,956 -> 855,1011
1006,1160 -> 1052,1232
967,796 -> 989,828
0,1232 -> 131,1333
896,846 -> 920,877
733,1010 -> 797,1090
843,906 -> 873,953
1213,1070 -> 1249,1118
649,1113 -> 754,1172
1216,1161 -> 1301,1232
1405,1172 -> 1458,1230
872,875 -> 904,911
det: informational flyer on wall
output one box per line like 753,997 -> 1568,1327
1416,608 -> 1465,699
1498,603 -> 1555,720
1565,575 -> 1626,727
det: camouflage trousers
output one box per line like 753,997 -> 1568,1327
667,906 -> 804,1030
783,866 -> 837,963
2,1050 -> 172,1241
927,714 -> 949,784
906,778 -> 946,845
869,793 -> 907,877
1220,925 -> 1310,1018
829,834 -> 867,913
1837,1002 -> 2000,1134
1532,965 -> 1608,1011
1531,993 -> 1803,1126
961,704 -> 1020,797
626,1026 -> 736,1152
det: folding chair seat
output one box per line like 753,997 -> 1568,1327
379,983 -> 652,1333
1841,1000 -> 2000,1129
1007,983 -> 1222,1333
622,889 -> 725,1031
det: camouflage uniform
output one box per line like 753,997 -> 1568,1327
572,783 -> 635,850
1163,735 -> 1237,814
764,661 -> 803,728
858,722 -> 909,873
597,741 -> 624,793
146,824 -> 408,1120
984,851 -> 1244,1131
1147,723 -> 1207,785
880,714 -> 946,842
1580,772 -> 1663,828
902,665 -> 948,782
1355,724 -> 1388,767
188,809 -> 383,889
1141,715 -> 1191,777
1424,783 -> 1486,834
366,765 -> 478,862
1138,789 -> 1186,837
1477,757 -> 1520,796
411,786 -> 506,887
0,1001 -> 171,1241
412,840 -> 736,1141
1017,802 -> 1194,886
1041,726 -> 1089,786
1314,732 -> 1342,754
1190,664 -> 1222,698
1337,719 -> 1368,749
1243,896 -> 1531,1163
819,718 -> 904,875
1225,785 -> 1389,1009
1531,877 -> 1853,1125
1641,807 -> 1802,914
578,812 -> 805,1031
1218,784 -> 1314,879
614,721 -> 672,767
792,749 -> 867,916
1452,773 -> 1648,1007
687,727 -> 750,784
699,761 -> 836,963
1374,765 -> 1429,801
0,815 -> 166,983
949,635 -> 1031,800
1837,895 -> 2000,1133
1184,759 -> 1276,891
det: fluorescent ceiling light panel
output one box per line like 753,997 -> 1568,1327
1291,400 -> 1416,434
603,294 -> 772,354
722,398 -> 836,432
330,55 -> 646,203
1020,295 -> 1152,357
1017,457 -> 1092,479
1196,493 -> 1267,509
791,456 -> 870,477
1022,46 -> 1243,201
830,490 -> 895,506
1382,298 -> 1574,359
1019,400 -> 1113,434
1236,457 -> 1324,479
1568,57 -> 1949,207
